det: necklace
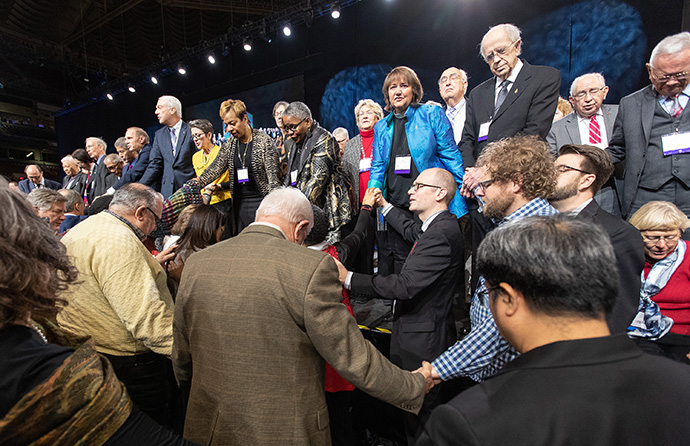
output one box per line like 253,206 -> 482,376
30,321 -> 48,343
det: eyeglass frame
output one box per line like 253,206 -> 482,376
191,132 -> 208,141
649,68 -> 690,83
641,233 -> 681,244
282,117 -> 307,133
483,40 -> 519,63
475,179 -> 496,194
409,182 -> 443,192
438,73 -> 463,85
145,206 -> 163,226
571,87 -> 607,100
555,164 -> 592,175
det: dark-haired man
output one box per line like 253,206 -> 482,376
419,216 -> 690,446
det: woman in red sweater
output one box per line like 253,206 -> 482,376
630,201 -> 690,363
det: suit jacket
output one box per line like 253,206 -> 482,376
460,60 -> 561,167
59,214 -> 87,233
418,335 -> 690,446
18,177 -> 61,194
139,122 -> 195,198
608,85 -> 690,217
351,210 -> 462,370
173,224 -> 425,446
577,200 -> 644,333
342,134 -> 363,203
62,171 -> 87,197
546,104 -> 619,153
112,144 -> 153,191
85,157 -> 116,204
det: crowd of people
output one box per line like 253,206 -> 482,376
3,22 -> 690,446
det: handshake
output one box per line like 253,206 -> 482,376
413,361 -> 443,394
361,187 -> 387,208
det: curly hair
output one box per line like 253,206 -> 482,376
0,184 -> 78,328
477,135 -> 556,200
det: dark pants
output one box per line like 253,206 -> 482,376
326,390 -> 355,446
103,351 -> 183,434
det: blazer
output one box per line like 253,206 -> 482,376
546,104 -> 619,153
59,214 -> 87,233
577,200 -> 644,333
62,172 -> 87,196
369,104 -> 468,218
418,335 -> 690,446
608,85 -> 690,217
139,122 -> 196,198
85,157 -> 116,204
173,224 -> 426,446
18,177 -> 61,194
112,144 -> 153,191
342,134 -> 363,203
351,209 -> 462,370
459,60 -> 561,167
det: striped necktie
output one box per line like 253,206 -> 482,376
588,115 -> 602,145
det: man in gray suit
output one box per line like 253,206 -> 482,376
609,31 -> 690,218
547,73 -> 621,215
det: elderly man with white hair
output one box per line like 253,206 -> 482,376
139,95 -> 196,198
84,136 -> 117,203
609,31 -> 690,219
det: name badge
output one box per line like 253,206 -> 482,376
359,157 -> 372,172
394,155 -> 412,174
478,121 -> 491,142
662,132 -> 690,156
291,170 -> 298,186
237,168 -> 249,183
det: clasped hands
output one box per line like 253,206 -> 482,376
412,361 -> 443,394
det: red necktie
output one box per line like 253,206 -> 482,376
589,115 -> 601,145
669,95 -> 683,117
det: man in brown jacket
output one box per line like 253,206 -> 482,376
173,187 -> 431,445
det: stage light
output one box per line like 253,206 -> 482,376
243,37 -> 252,52
106,93 -> 114,100
150,75 -> 158,84
331,3 -> 341,19
208,54 -> 216,64
178,66 -> 187,75
128,85 -> 136,93
282,23 -> 292,36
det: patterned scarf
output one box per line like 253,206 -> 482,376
627,241 -> 683,339
151,179 -> 204,237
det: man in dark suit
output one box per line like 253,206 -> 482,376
139,96 -> 195,198
107,127 -> 154,195
18,164 -> 61,194
61,155 -> 87,196
173,187 -> 431,446
418,215 -> 690,446
84,137 -> 117,204
337,168 -> 463,440
549,144 -> 644,333
548,73 -> 621,215
609,31 -> 690,219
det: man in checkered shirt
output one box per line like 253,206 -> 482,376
432,135 -> 558,383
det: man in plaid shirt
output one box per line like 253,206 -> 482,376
432,135 -> 558,383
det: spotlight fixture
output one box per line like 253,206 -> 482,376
106,93 -> 114,100
243,37 -> 252,52
208,54 -> 216,64
178,66 -> 187,75
128,85 -> 136,93
150,75 -> 158,84
331,2 -> 341,19
282,23 -> 292,36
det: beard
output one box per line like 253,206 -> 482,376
483,193 -> 513,220
549,179 -> 579,203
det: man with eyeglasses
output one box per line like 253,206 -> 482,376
609,31 -> 690,221
548,73 -> 621,216
549,144 -> 644,333
430,135 -> 557,385
336,167 -> 463,442
438,67 -> 469,143
58,183 -> 180,429
281,101 -> 352,242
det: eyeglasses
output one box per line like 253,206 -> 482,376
409,182 -> 443,192
145,206 -> 162,226
555,164 -> 592,175
572,87 -> 606,100
475,179 -> 495,194
438,73 -> 463,85
283,117 -> 307,133
191,133 -> 207,140
484,41 -> 518,63
650,69 -> 690,83
641,234 -> 681,244
358,110 -> 376,117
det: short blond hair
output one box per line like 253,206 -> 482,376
354,99 -> 384,123
629,201 -> 690,232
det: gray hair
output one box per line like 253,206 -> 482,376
109,183 -> 162,213
477,215 -> 617,318
85,137 -> 107,152
114,136 -> 128,150
188,119 -> 214,135
255,187 -> 314,233
569,73 -> 606,97
104,153 -> 123,165
284,101 -> 312,120
273,101 -> 289,116
650,31 -> 690,64
159,95 -> 183,119
332,127 -> 349,140
27,188 -> 66,213
59,189 -> 82,213
61,155 -> 78,166
438,67 -> 468,84
480,23 -> 522,58
354,99 -> 384,123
